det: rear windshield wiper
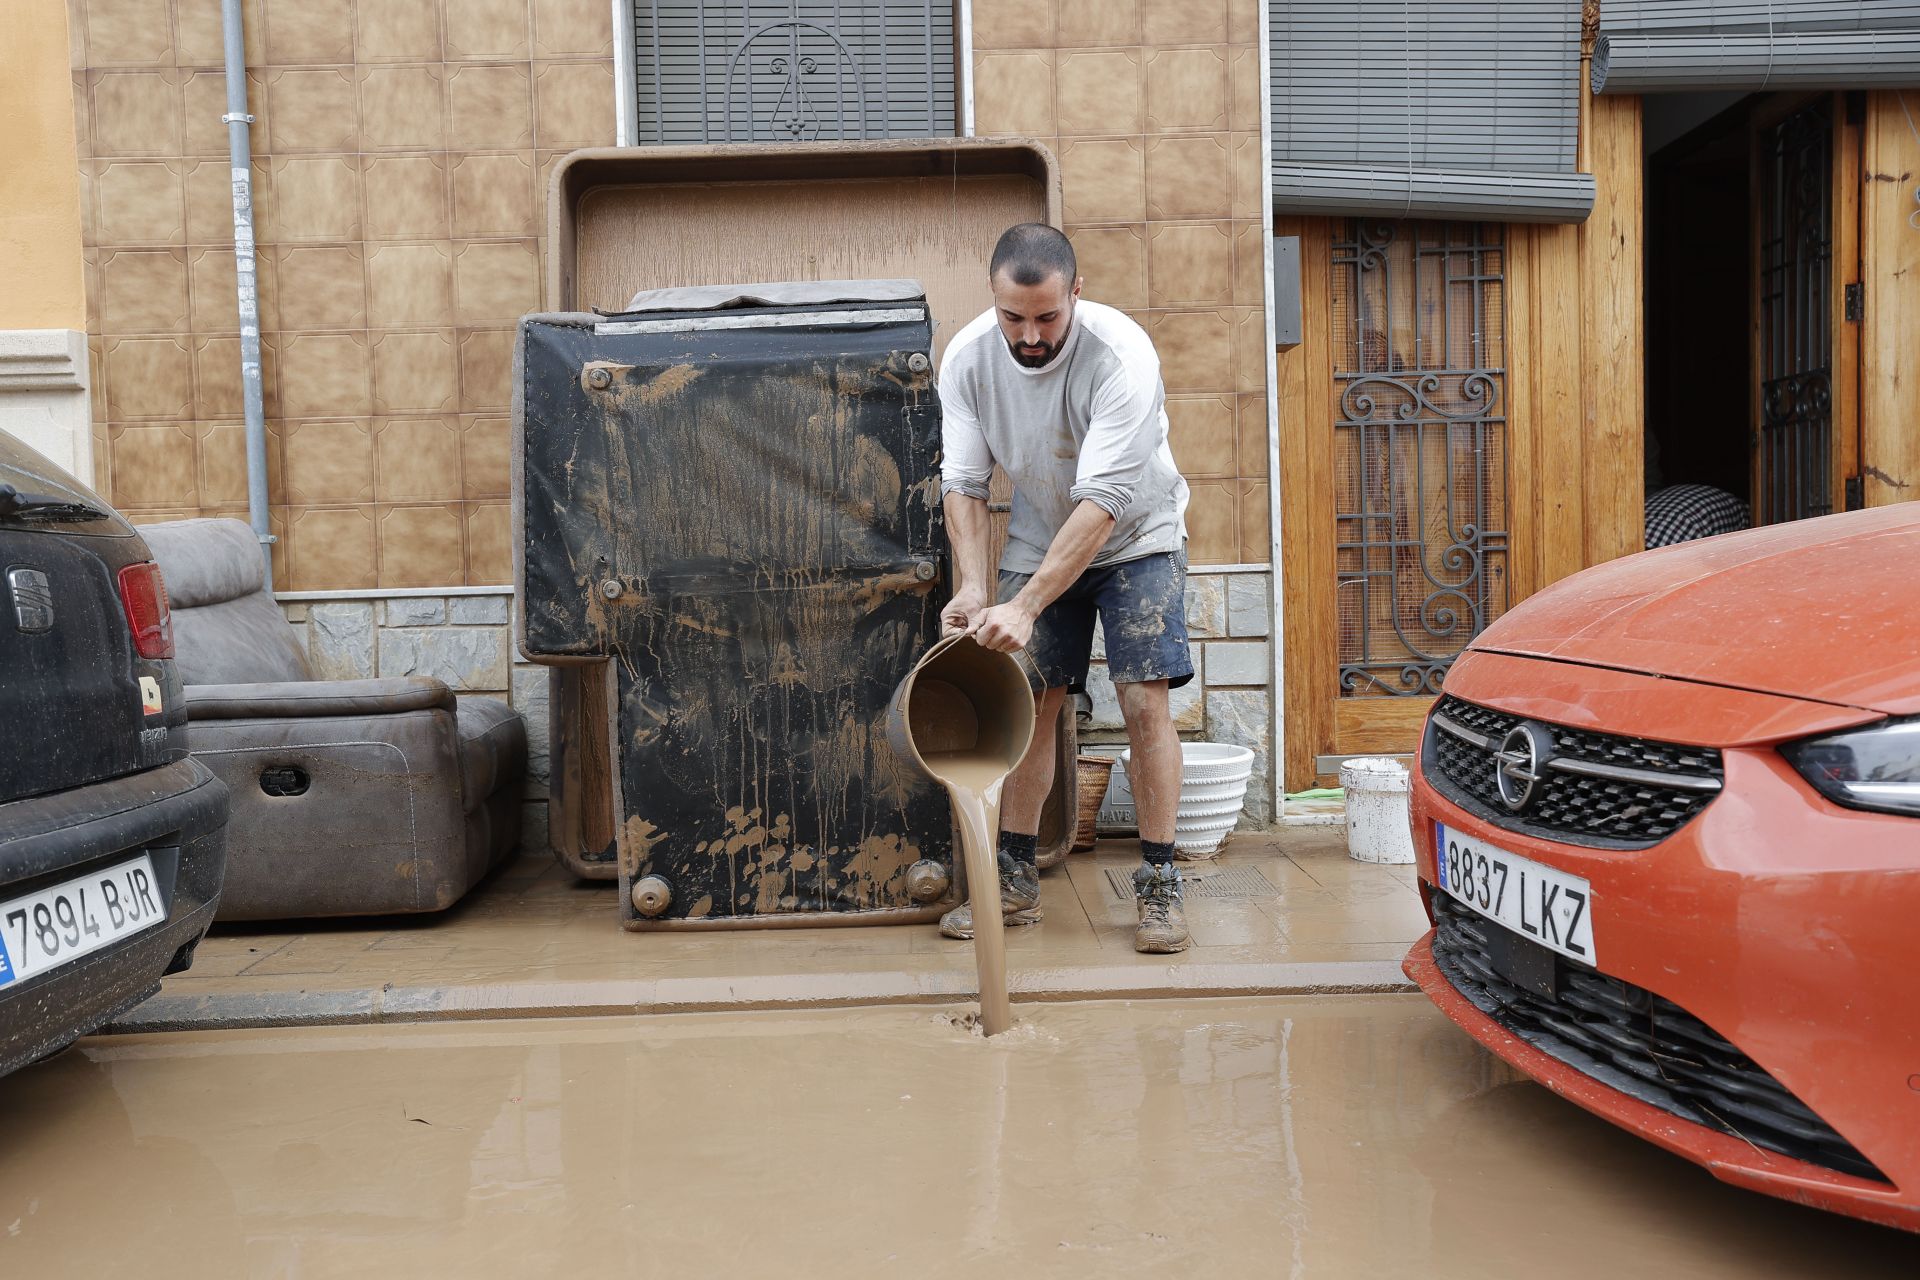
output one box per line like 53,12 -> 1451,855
0,483 -> 110,523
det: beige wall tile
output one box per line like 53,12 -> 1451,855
190,244 -> 280,334
1235,391 -> 1268,477
534,60 -> 615,147
357,0 -> 444,62
283,417 -> 374,504
1227,0 -> 1260,44
274,244 -> 366,330
971,0 -> 1054,49
445,0 -> 531,61
364,154 -> 451,240
182,71 -> 270,158
287,505 -> 377,590
267,68 -> 359,152
194,335 -> 278,419
71,73 -> 91,158
366,241 -> 455,328
973,51 -> 1056,138
1184,478 -> 1237,564
175,0 -> 266,66
183,159 -> 246,244
1056,0 -> 1138,47
466,502 -> 511,582
84,0 -> 171,66
1232,220 -> 1265,306
95,159 -> 185,245
447,63 -> 533,150
274,332 -> 371,417
1143,0 -> 1226,45
1067,224 -> 1147,309
1146,47 -> 1227,134
453,239 -> 539,325
266,0 -> 356,65
1231,305 -> 1267,394
1231,131 -> 1262,219
195,421 -> 283,507
99,249 -> 189,335
460,414 -> 509,497
1229,46 -> 1261,132
533,0 -> 612,58
88,339 -> 108,422
108,423 -> 197,509
1059,138 -> 1144,222
378,503 -> 465,586
271,155 -> 363,241
1166,394 -> 1235,478
92,70 -> 183,156
1151,309 -> 1234,392
450,151 -> 536,238
373,416 -> 463,501
1149,221 -> 1233,307
458,327 -> 513,410
1146,133 -> 1232,219
1238,479 -> 1269,562
1056,49 -> 1141,136
371,330 -> 461,414
359,65 -> 449,151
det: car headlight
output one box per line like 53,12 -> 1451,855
1782,718 -> 1920,817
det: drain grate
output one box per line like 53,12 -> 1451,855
1104,865 -> 1279,901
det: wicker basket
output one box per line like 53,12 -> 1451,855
1072,755 -> 1117,852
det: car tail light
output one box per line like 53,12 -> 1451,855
118,561 -> 174,659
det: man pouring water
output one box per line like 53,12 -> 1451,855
937,223 -> 1195,954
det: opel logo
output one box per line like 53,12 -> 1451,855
1493,723 -> 1556,812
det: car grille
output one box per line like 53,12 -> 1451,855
1425,696 -> 1724,848
1430,895 -> 1887,1184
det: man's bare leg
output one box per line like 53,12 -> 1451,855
1118,679 -> 1190,953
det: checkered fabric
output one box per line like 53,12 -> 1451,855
1645,484 -> 1751,549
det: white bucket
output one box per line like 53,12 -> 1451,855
1117,743 -> 1256,858
1339,757 -> 1415,864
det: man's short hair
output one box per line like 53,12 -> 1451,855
990,223 -> 1076,288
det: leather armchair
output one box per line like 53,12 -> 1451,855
141,519 -> 526,919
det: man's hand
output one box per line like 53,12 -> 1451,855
971,600 -> 1039,654
940,586 -> 988,637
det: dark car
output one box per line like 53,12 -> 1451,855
0,433 -> 227,1076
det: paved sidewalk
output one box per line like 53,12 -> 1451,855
114,827 -> 1431,1033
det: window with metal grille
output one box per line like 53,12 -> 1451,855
1331,221 -> 1511,698
631,1 -> 958,145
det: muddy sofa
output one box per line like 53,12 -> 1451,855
141,518 -> 526,920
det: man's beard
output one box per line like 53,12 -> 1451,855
1006,324 -> 1069,368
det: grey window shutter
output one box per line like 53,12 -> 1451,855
1594,2 -> 1920,93
1269,0 -> 1594,223
632,1 -> 956,144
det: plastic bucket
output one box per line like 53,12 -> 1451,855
1339,756 -> 1415,864
1117,742 -> 1256,858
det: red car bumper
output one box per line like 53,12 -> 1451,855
1407,650 -> 1920,1234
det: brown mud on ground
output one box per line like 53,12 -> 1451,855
4,997 -> 1914,1277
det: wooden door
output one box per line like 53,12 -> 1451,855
1750,93 -> 1864,523
1280,218 -> 1520,788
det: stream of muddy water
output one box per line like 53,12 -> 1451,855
922,750 -> 1012,1035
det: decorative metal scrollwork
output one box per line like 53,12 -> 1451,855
1332,221 -> 1511,698
1756,100 -> 1834,525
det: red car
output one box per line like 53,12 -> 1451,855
1404,502 -> 1920,1232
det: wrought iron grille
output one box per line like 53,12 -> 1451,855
631,1 -> 957,145
1332,221 -> 1510,698
1756,100 -> 1833,526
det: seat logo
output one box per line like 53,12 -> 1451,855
1493,723 -> 1555,812
6,567 -> 53,633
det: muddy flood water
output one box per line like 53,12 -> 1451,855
2,996 -> 1912,1277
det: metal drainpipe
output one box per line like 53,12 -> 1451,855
220,0 -> 274,587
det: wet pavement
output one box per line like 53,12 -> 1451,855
120,832 -> 1430,1031
6,996 -> 1913,1276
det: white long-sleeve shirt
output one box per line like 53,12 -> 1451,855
937,301 -> 1190,574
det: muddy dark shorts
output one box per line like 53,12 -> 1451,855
997,548 -> 1194,693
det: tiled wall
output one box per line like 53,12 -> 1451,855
970,0 -> 1272,566
69,0 -> 616,589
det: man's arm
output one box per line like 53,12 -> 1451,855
971,499 -> 1115,654
941,491 -> 995,635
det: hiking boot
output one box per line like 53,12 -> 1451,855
939,851 -> 1042,939
1132,862 -> 1190,954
